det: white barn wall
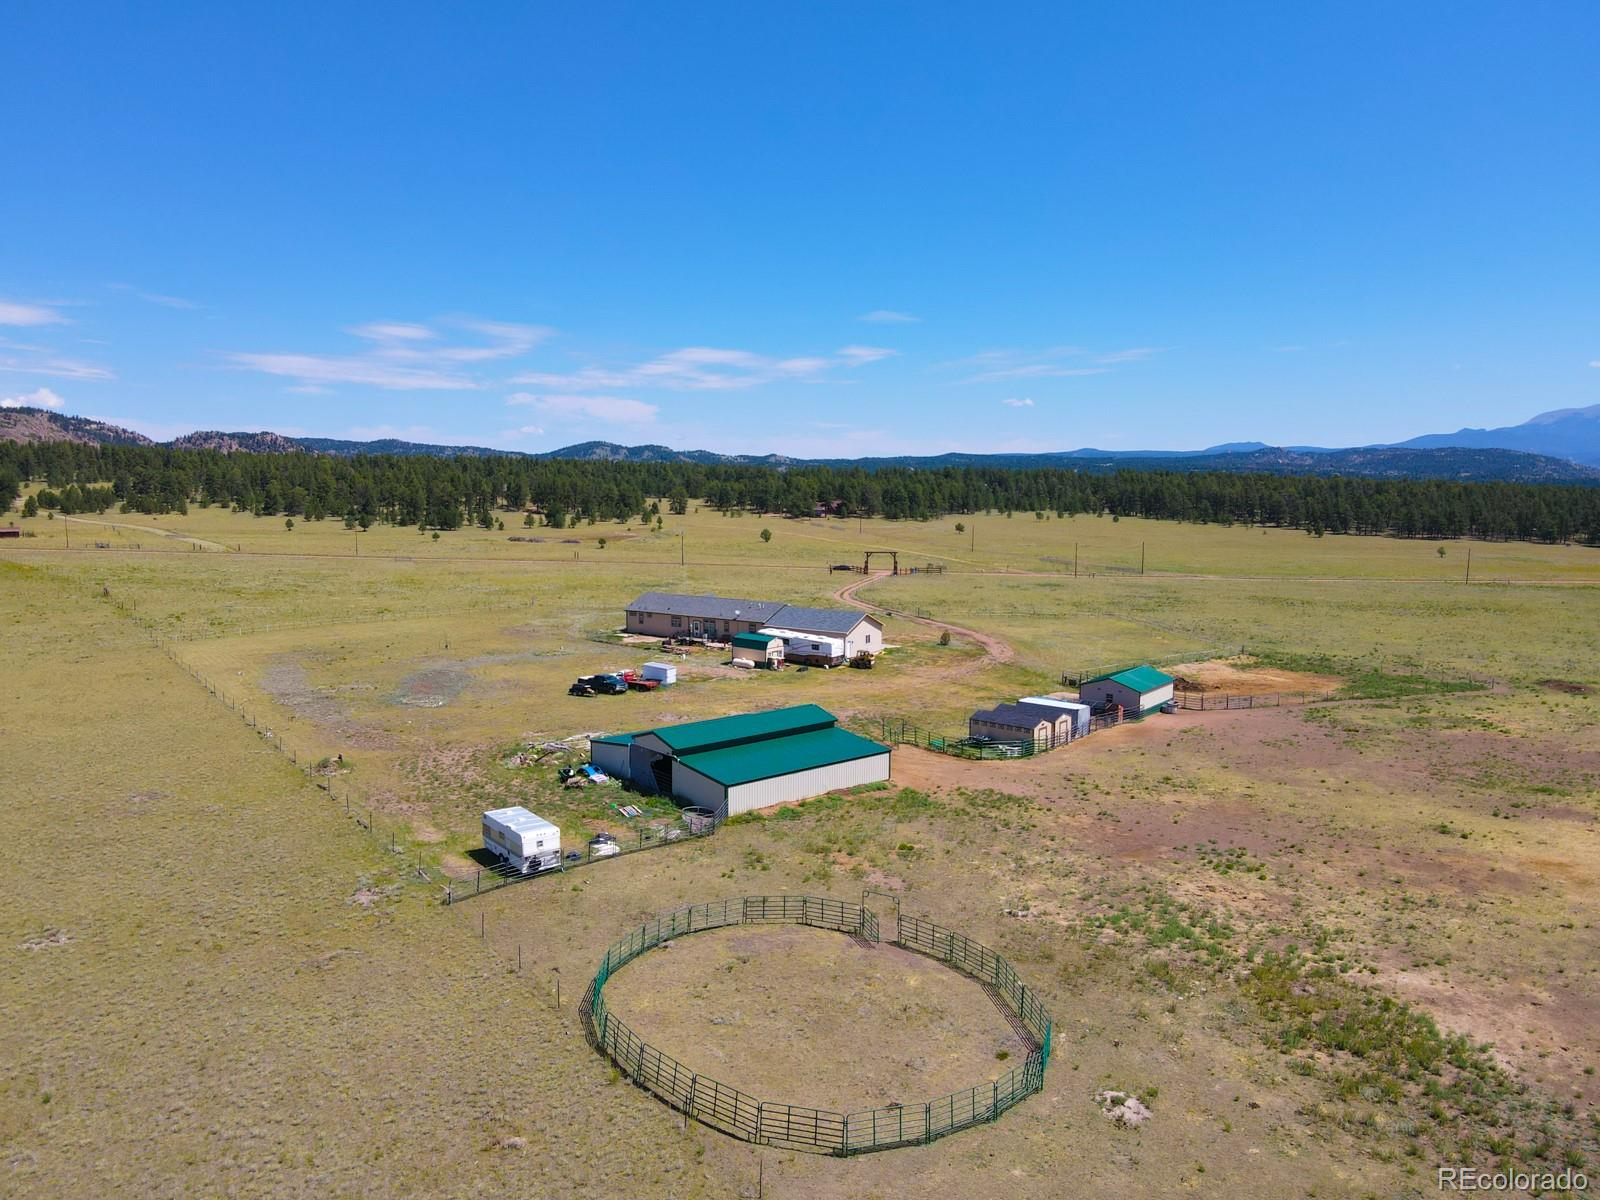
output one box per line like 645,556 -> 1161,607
590,740 -> 633,779
1080,680 -> 1175,713
670,764 -> 727,811
722,753 -> 891,816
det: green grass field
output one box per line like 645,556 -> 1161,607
3,500 -> 1598,1198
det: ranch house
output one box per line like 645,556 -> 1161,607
624,591 -> 884,659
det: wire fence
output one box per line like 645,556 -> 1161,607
98,590 -> 448,886
586,896 -> 1051,1156
874,710 -> 1131,760
442,810 -> 723,904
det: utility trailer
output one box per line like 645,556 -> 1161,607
482,806 -> 561,873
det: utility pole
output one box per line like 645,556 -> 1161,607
1465,546 -> 1472,584
970,522 -> 975,553
1140,542 -> 1146,575
1074,541 -> 1079,578
680,530 -> 685,566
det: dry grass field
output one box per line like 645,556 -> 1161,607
4,500 -> 1599,1198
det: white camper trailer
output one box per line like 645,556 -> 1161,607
759,627 -> 847,667
640,661 -> 677,686
482,806 -> 561,873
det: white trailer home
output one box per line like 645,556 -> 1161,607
759,627 -> 847,666
482,806 -> 561,873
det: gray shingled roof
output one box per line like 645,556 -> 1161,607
626,592 -> 788,623
767,604 -> 878,635
970,702 -> 1053,728
625,592 -> 876,635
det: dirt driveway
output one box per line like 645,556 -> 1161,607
834,572 -> 1015,663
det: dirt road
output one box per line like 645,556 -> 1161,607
833,571 -> 1016,663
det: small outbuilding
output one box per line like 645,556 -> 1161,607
1018,696 -> 1092,738
730,631 -> 784,669
969,701 -> 1075,749
1078,666 -> 1175,716
640,661 -> 677,686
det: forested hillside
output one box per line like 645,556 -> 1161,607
3,439 -> 1598,545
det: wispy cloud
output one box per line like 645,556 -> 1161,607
0,347 -> 115,381
1092,347 -> 1162,364
107,283 -> 200,310
837,345 -> 897,366
947,344 -> 1158,383
1,386 -> 66,410
224,352 -> 478,390
507,392 -> 659,424
0,300 -> 70,327
224,317 -> 554,391
1001,397 -> 1034,407
859,309 -> 920,324
514,344 -> 892,393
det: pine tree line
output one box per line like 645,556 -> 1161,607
3,440 -> 1599,545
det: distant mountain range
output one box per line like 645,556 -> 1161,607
4,402 -> 1600,484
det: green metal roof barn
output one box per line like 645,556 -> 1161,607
595,705 -> 891,817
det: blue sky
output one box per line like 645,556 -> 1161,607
3,3 -> 1597,455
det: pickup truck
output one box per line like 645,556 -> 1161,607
569,674 -> 628,696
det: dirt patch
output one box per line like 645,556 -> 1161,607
18,929 -> 71,951
259,659 -> 397,748
1166,656 -> 1342,696
601,923 -> 1032,1112
391,665 -> 473,708
1537,678 -> 1594,694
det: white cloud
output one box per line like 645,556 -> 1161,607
507,392 -> 659,424
859,310 -> 920,324
514,344 -> 890,393
1,386 -> 66,409
948,344 -> 1154,383
224,316 -> 553,391
107,283 -> 199,310
1001,397 -> 1034,407
224,352 -> 478,390
837,345 -> 897,366
1093,347 -> 1162,364
347,321 -> 436,344
0,300 -> 69,326
0,353 -> 115,381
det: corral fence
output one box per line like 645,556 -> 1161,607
875,711 -> 1130,760
586,896 -> 1052,1156
443,808 -> 724,905
1169,689 -> 1339,711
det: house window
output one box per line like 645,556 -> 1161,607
671,616 -> 681,627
